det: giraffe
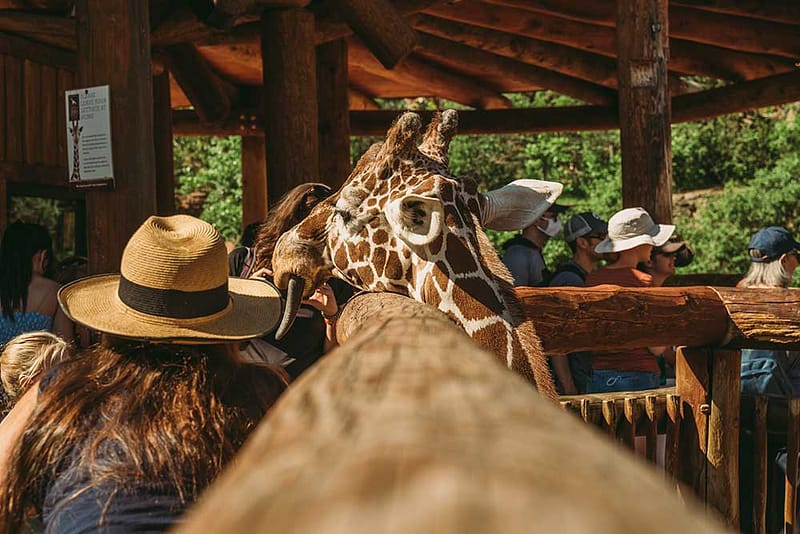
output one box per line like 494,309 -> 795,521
270,110 -> 557,399
69,121 -> 82,182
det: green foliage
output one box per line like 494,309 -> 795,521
173,136 -> 242,242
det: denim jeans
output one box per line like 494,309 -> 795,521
588,369 -> 660,393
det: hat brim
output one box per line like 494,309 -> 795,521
548,203 -> 570,214
481,179 -> 563,231
595,224 -> 675,253
58,274 -> 282,343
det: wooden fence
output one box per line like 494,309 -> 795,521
174,286 -> 800,533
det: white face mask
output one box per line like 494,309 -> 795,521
539,217 -> 562,237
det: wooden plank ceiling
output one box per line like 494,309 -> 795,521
1,0 -> 799,115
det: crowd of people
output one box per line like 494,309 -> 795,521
0,176 -> 796,530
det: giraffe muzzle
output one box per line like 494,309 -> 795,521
274,274 -> 305,340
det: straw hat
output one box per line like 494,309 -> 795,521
58,215 -> 281,343
481,179 -> 563,231
594,207 -> 675,254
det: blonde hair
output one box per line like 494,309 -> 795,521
738,259 -> 792,289
1,332 -> 72,402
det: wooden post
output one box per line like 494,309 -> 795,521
260,8 -> 318,205
616,0 -> 673,223
5,55 -> 23,162
676,347 -> 710,502
241,136 -> 268,229
785,398 -> 800,532
753,396 -> 768,534
76,0 -> 157,273
706,349 -> 741,530
153,69 -> 175,216
316,38 -> 351,191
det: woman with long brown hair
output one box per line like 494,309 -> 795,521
239,183 -> 353,379
0,215 -> 286,532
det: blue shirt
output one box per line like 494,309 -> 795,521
0,311 -> 53,347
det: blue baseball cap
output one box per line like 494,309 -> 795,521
748,226 -> 800,263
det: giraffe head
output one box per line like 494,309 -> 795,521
271,110 -> 555,397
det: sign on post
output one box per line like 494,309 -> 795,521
65,85 -> 114,189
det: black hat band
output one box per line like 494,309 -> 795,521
118,276 -> 229,319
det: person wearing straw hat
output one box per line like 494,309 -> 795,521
0,215 -> 287,532
584,207 -> 675,393
494,179 -> 567,287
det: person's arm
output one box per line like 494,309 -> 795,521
302,283 -> 339,353
551,355 -> 577,395
0,380 -> 38,485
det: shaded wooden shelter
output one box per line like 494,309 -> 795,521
0,0 -> 799,271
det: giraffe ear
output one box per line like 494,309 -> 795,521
385,194 -> 443,247
419,110 -> 458,165
383,112 -> 422,159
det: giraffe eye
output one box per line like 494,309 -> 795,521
335,209 -> 352,224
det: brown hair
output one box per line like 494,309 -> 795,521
0,338 -> 287,531
253,183 -> 333,271
1,332 -> 72,402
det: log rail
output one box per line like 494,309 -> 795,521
179,290 -> 727,533
180,286 -> 800,532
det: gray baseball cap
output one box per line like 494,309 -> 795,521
564,212 -> 608,243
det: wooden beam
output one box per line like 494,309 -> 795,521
668,38 -> 796,82
617,0 -> 672,224
416,32 -> 616,105
516,286 -> 800,354
669,5 -> 800,60
316,38 -> 351,190
490,0 -> 800,27
672,0 -> 800,26
0,54 -> 5,161
177,293 -> 728,534
349,37 -> 511,109
260,8 -> 318,204
153,69 -> 175,216
347,86 -> 379,110
350,107 -> 617,135
0,31 -> 76,68
425,3 -> 800,80
17,0 -> 74,11
322,0 -> 416,69
241,136 -> 267,228
314,0 -> 442,45
414,15 -> 619,88
672,70 -> 800,124
160,43 -> 234,123
0,10 -> 76,50
76,0 -> 157,273
174,68 -> 800,137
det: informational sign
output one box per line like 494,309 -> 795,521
65,85 -> 114,189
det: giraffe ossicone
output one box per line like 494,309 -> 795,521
270,110 -> 558,399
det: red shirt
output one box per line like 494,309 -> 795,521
584,267 -> 659,374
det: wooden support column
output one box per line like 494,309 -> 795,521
76,0 -> 157,273
675,347 -> 710,503
616,0 -> 673,223
153,69 -> 175,216
260,8 -> 318,205
241,136 -> 268,229
706,349 -> 740,530
316,38 -> 351,191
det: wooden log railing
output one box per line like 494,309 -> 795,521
177,286 -> 800,532
178,292 -> 727,533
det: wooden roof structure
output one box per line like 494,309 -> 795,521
1,0 -> 800,272
2,1 -> 799,133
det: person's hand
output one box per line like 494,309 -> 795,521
302,283 -> 338,317
249,267 -> 273,279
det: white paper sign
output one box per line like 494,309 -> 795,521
65,85 -> 114,188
